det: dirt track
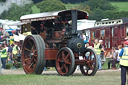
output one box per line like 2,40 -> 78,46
1,69 -> 121,75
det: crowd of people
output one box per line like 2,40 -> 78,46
0,41 -> 20,70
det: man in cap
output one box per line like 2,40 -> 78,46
119,41 -> 128,85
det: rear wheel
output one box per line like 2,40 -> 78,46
22,35 -> 45,74
56,47 -> 75,76
80,48 -> 98,76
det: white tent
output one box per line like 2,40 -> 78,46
77,19 -> 96,30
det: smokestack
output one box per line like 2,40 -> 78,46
71,10 -> 77,31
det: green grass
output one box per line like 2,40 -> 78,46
102,58 -> 111,70
111,2 -> 128,11
102,58 -> 120,69
0,71 -> 121,85
0,59 -> 121,85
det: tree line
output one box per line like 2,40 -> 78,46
0,0 -> 128,21
32,0 -> 127,4
0,0 -> 126,3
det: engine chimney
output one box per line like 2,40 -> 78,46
71,10 -> 77,31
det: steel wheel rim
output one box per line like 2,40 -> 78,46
22,36 -> 38,74
56,49 -> 72,75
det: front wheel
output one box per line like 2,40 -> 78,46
55,47 -> 75,76
80,48 -> 98,76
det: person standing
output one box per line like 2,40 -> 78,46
119,41 -> 128,85
99,40 -> 106,65
117,45 -> 122,62
1,44 -> 8,69
8,44 -> 13,63
113,45 -> 122,69
94,39 -> 102,70
12,41 -> 20,68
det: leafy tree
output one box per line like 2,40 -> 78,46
77,5 -> 92,14
67,4 -> 92,15
88,8 -> 104,21
61,0 -> 88,3
32,0 -> 42,3
32,0 -> 87,4
104,10 -> 128,19
0,0 -> 6,2
108,0 -> 128,1
79,0 -> 126,21
36,0 -> 66,12
0,3 -> 33,20
83,0 -> 117,11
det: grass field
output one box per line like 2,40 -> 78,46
0,70 -> 121,85
111,2 -> 128,11
0,59 -> 120,85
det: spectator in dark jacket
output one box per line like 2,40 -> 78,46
8,44 -> 13,63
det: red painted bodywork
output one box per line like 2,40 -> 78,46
45,49 -> 58,60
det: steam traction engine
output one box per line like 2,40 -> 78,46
20,10 -> 98,76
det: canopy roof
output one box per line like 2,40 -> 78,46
8,22 -> 28,26
20,10 -> 89,22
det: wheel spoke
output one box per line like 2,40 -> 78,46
28,62 -> 34,69
64,53 -> 70,60
33,57 -> 37,63
28,41 -> 33,47
32,64 -> 36,70
64,64 -> 68,73
33,50 -> 37,53
64,53 -> 71,64
58,57 -> 62,62
65,60 -> 71,65
62,51 -> 65,59
90,60 -> 95,63
24,47 -> 31,52
60,64 -> 64,70
25,58 -> 31,61
32,46 -> 37,53
25,61 -> 31,65
33,54 -> 37,56
90,65 -> 94,70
